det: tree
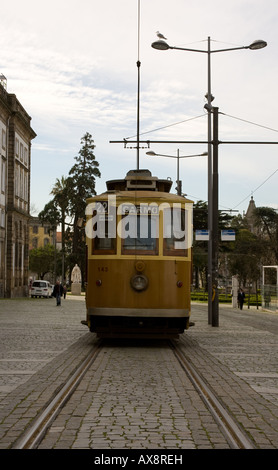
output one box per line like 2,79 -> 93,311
253,207 -> 278,264
38,196 -> 65,281
38,200 -> 61,230
36,133 -> 101,285
29,245 -> 60,279
50,176 -> 71,280
67,133 -> 101,280
192,200 -> 233,289
227,229 -> 262,287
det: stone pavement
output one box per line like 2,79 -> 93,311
0,294 -> 87,400
181,305 -> 278,448
187,304 -> 278,408
0,297 -> 277,449
40,339 -> 229,449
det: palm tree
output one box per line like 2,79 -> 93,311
51,176 -> 70,281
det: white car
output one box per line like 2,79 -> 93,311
31,280 -> 52,298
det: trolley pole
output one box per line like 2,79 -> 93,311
211,107 -> 219,326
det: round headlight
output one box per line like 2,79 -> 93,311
130,274 -> 148,292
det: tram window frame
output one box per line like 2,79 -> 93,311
91,213 -> 116,255
163,207 -> 188,257
121,212 -> 159,255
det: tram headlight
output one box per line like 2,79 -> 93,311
130,274 -> 148,292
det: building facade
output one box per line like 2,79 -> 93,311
0,80 -> 36,297
29,217 -> 54,250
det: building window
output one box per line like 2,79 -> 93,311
1,129 -> 6,150
20,143 -> 23,161
1,159 -> 5,194
24,146 -> 28,165
44,238 -> 49,246
0,209 -> 5,228
0,240 -> 4,278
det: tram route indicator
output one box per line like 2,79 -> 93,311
92,201 -> 160,215
120,203 -> 159,215
94,201 -> 109,213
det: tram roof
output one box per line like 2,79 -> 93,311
87,170 -> 193,204
106,169 -> 172,193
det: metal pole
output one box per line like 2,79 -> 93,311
137,59 -> 141,170
177,149 -> 180,195
207,37 -> 213,324
212,106 -> 219,327
136,0 -> 141,170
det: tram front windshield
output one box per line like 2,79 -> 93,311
122,214 -> 157,253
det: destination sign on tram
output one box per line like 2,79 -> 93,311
120,204 -> 159,215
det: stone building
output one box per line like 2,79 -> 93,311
0,78 -> 36,297
244,195 -> 257,234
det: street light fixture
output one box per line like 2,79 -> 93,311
151,38 -> 267,52
151,36 -> 267,326
146,150 -> 207,195
248,39 -> 268,50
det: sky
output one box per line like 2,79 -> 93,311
1,0 -> 278,216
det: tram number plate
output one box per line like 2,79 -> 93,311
98,267 -> 108,272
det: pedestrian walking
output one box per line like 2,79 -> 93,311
63,283 -> 67,299
237,288 -> 245,310
53,281 -> 63,306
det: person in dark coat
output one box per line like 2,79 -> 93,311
63,284 -> 67,299
237,288 -> 245,310
53,281 -> 64,306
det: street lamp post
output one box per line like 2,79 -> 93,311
151,36 -> 267,325
146,150 -> 207,195
212,106 -> 219,327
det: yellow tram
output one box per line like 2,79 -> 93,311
84,169 -> 193,338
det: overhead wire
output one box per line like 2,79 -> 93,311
221,112 -> 278,134
125,114 -> 206,140
232,168 -> 278,209
125,107 -> 277,211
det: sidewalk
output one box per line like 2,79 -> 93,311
192,300 -> 277,313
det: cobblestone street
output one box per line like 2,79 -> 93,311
0,296 -> 278,450
0,295 -> 86,400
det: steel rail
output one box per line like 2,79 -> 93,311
170,341 -> 255,449
13,342 -> 102,449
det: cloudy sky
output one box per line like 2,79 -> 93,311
1,0 -> 277,215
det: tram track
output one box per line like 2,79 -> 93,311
169,340 -> 255,449
13,341 -> 103,449
12,336 -> 256,449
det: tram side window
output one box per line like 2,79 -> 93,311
163,208 -> 188,257
121,214 -> 158,255
91,214 -> 116,254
